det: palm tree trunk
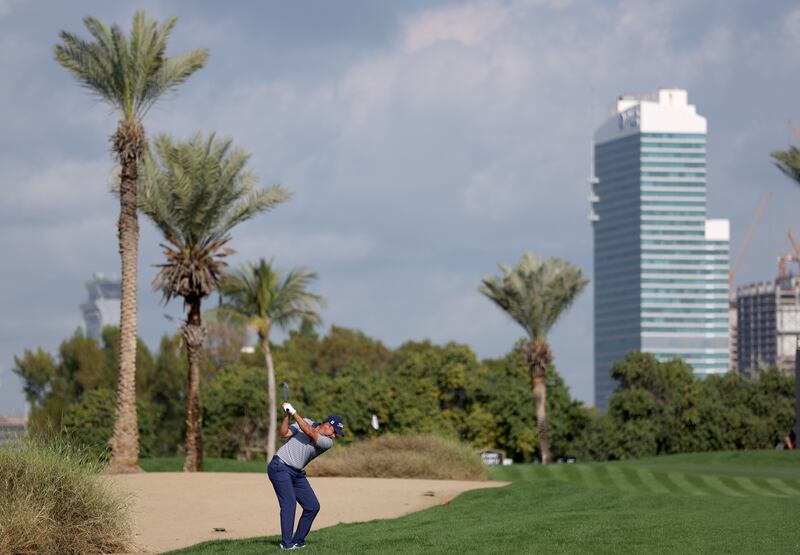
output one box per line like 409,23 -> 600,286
182,296 -> 207,472
262,332 -> 277,462
108,120 -> 145,474
525,338 -> 553,464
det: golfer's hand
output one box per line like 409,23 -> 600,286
282,402 -> 296,415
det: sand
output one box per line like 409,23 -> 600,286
109,473 -> 506,553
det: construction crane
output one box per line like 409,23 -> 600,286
790,120 -> 800,143
782,229 -> 800,279
729,192 -> 772,291
789,229 -> 800,256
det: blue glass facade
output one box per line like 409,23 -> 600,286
592,130 -> 729,409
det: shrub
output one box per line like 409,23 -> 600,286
306,434 -> 486,480
0,438 -> 132,554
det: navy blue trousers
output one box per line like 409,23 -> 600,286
267,456 -> 321,547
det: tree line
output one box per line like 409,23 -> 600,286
13,325 -> 794,462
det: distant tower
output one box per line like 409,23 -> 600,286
591,89 -> 730,409
80,273 -> 121,340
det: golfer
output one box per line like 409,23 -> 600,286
268,402 -> 344,550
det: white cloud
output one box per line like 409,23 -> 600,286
401,1 -> 510,53
782,7 -> 800,47
10,159 -> 115,213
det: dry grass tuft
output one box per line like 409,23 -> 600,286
0,438 -> 133,554
307,434 -> 486,481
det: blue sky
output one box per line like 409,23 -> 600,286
1,0 -> 799,413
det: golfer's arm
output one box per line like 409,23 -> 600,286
279,413 -> 293,439
292,412 -> 319,442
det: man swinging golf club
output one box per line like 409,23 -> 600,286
268,388 -> 344,550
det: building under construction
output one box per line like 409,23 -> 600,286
736,275 -> 800,375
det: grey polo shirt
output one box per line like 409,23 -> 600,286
276,418 -> 334,470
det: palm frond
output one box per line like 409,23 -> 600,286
218,258 -> 325,338
54,11 -> 207,122
771,146 -> 800,185
479,251 -> 588,340
139,133 -> 291,305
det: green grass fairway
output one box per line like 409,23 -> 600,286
165,450 -> 800,554
140,457 -> 266,473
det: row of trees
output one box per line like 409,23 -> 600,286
14,324 -> 794,462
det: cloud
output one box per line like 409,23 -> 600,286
401,1 -> 510,53
6,159 -> 115,218
234,230 -> 377,266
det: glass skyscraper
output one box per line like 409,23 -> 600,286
591,89 -> 730,409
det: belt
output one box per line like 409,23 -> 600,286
273,455 -> 303,472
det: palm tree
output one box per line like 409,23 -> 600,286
138,133 -> 291,471
218,259 -> 325,461
772,146 -> 800,184
479,252 -> 588,464
54,12 -> 207,473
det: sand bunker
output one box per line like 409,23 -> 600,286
110,473 -> 506,553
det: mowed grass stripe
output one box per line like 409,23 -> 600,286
605,466 -> 638,493
718,476 -> 755,497
651,471 -> 685,494
635,469 -> 671,494
591,465 -> 617,488
766,478 -> 800,496
753,477 -> 796,497
543,463 -> 567,482
667,472 -> 707,495
732,477 -> 786,498
561,464 -> 582,485
698,475 -> 747,497
575,464 -> 601,487
684,473 -> 719,496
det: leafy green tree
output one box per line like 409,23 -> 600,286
479,252 -> 588,463
12,328 -> 156,434
218,259 -> 325,461
54,12 -> 207,473
140,334 -> 188,456
62,389 -> 155,460
580,353 -> 795,460
467,344 -> 588,461
138,134 -> 291,471
204,365 -> 267,459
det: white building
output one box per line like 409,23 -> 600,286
80,273 -> 121,340
591,88 -> 730,409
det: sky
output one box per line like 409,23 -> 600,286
1,0 -> 799,414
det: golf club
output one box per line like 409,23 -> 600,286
282,382 -> 289,412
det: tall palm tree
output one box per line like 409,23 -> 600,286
218,259 -> 325,461
479,252 -> 588,464
138,133 -> 291,471
54,12 -> 207,473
